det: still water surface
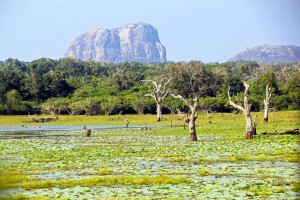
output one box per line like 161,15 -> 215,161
0,125 -> 132,132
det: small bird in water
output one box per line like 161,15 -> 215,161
83,126 -> 86,130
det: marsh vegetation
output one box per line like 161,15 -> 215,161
0,111 -> 299,199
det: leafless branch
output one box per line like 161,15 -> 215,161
171,94 -> 192,110
228,85 -> 245,112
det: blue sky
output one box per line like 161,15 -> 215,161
0,0 -> 299,63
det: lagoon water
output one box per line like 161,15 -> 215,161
0,125 -> 128,132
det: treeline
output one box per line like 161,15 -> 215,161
0,58 -> 299,115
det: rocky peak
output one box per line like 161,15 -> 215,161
65,22 -> 166,63
228,45 -> 300,63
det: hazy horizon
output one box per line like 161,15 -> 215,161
1,0 -> 299,63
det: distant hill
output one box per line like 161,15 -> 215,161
228,45 -> 300,63
65,22 -> 166,63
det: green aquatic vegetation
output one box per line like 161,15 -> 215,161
224,154 -> 299,163
198,157 -> 219,163
198,169 -> 211,176
96,168 -> 113,175
249,186 -> 272,196
0,194 -> 30,200
19,175 -> 191,189
286,155 -> 300,162
275,187 -> 285,193
22,179 -> 56,190
0,111 -> 299,199
290,182 -> 300,192
229,156 -> 237,162
256,168 -> 264,173
272,180 -> 293,187
258,189 -> 273,196
168,171 -> 186,175
170,157 -> 193,163
32,158 -> 60,163
0,171 -> 36,190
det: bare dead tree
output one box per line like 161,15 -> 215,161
123,118 -> 129,128
166,62 -> 218,141
141,78 -> 171,121
253,114 -> 258,135
263,84 -> 272,122
171,94 -> 199,141
228,82 -> 254,139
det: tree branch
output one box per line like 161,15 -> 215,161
171,94 -> 193,110
228,85 -> 245,112
162,90 -> 169,100
243,82 -> 250,97
142,78 -> 171,102
266,84 -> 272,100
161,78 -> 172,94
145,93 -> 155,98
141,80 -> 159,91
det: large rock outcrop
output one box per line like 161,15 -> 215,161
228,45 -> 300,63
65,22 -> 166,62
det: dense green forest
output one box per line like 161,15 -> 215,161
0,58 -> 299,115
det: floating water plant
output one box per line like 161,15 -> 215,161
230,156 -> 237,162
275,187 -> 285,193
96,168 -> 113,175
290,182 -> 300,192
198,169 -> 211,176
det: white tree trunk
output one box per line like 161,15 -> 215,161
189,108 -> 198,141
264,84 -> 271,123
245,112 -> 253,139
243,84 -> 253,139
228,82 -> 254,139
263,103 -> 269,122
156,102 -> 162,121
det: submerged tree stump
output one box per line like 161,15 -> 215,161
246,130 -> 254,139
123,119 -> 129,128
253,115 -> 258,135
253,127 -> 257,136
85,129 -> 91,137
190,132 -> 197,141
